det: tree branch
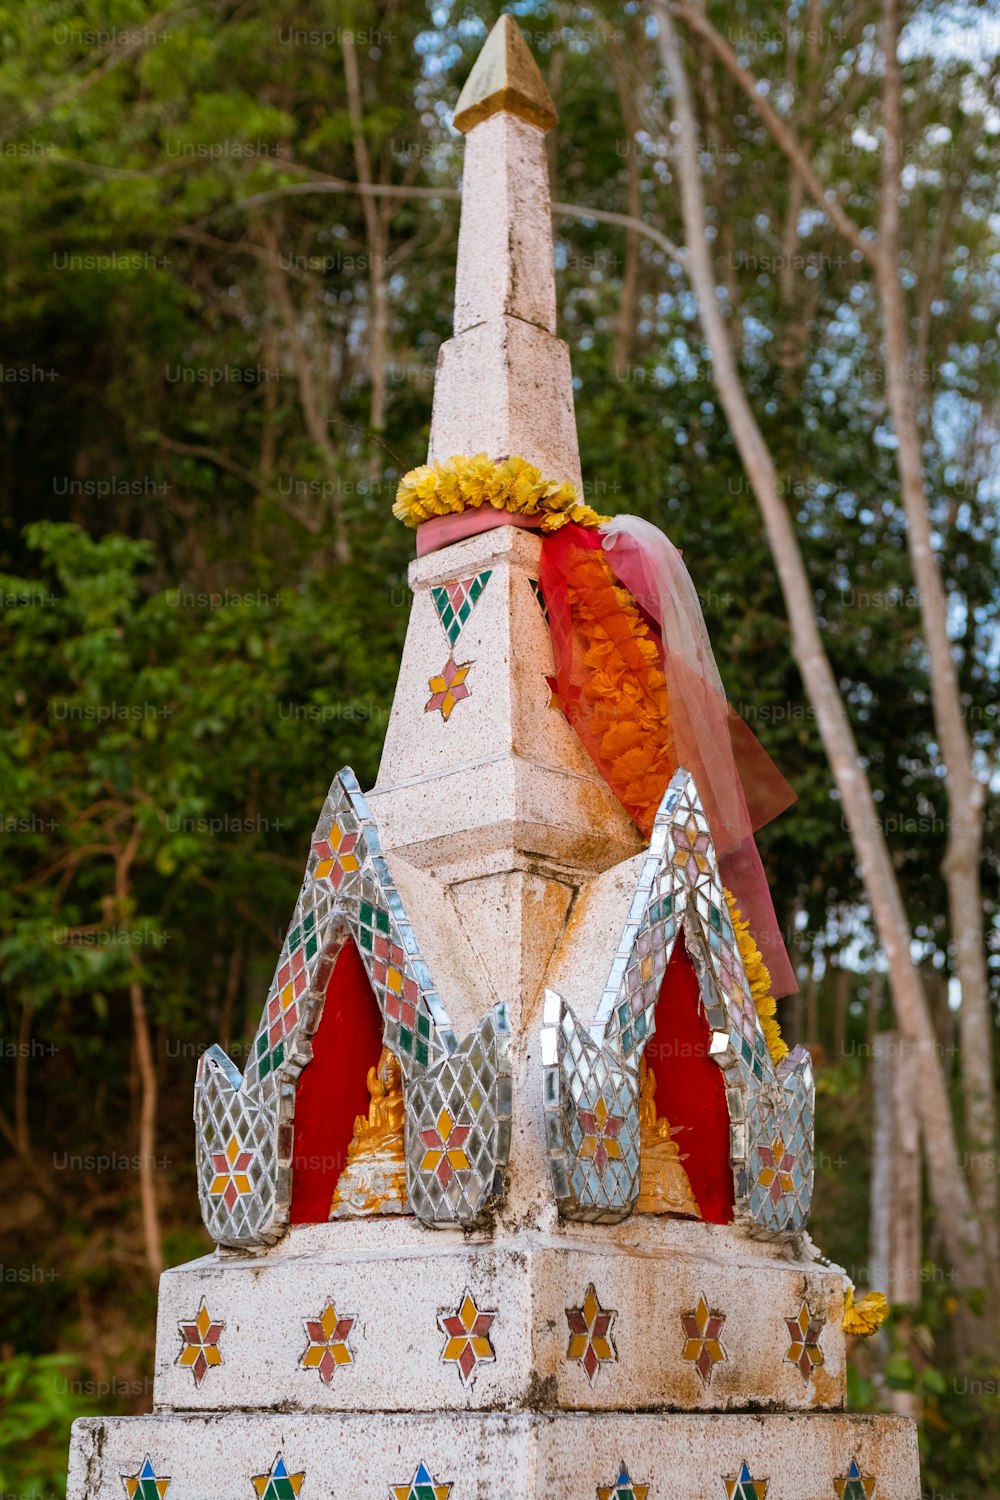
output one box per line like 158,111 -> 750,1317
670,0 -> 878,266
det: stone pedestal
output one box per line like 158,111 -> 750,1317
69,1409 -> 919,1500
69,1219 -> 921,1499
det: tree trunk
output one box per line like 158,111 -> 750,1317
116,841 -> 164,1283
651,0 -> 987,1295
877,0 -> 996,1272
15,998 -> 31,1155
343,30 -> 389,433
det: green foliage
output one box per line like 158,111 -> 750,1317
0,1353 -> 96,1500
0,0 -> 997,1492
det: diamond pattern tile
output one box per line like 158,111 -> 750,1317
406,1003 -> 512,1226
194,768 -> 459,1248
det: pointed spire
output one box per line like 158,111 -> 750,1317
427,16 -> 581,490
453,14 -> 558,135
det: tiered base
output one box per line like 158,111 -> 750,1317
68,1410 -> 920,1498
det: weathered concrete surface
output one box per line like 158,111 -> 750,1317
68,1410 -> 921,1500
150,1220 -> 848,1415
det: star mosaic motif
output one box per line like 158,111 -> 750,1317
723,1461 -> 768,1500
833,1458 -> 876,1500
391,1461 -> 452,1500
785,1301 -> 825,1380
251,1454 -> 305,1499
419,1108 -> 472,1185
312,821 -> 359,890
598,1463 -> 650,1500
208,1133 -> 254,1210
425,656 -> 472,721
681,1293 -> 727,1386
438,1287 -> 497,1385
175,1297 -> 224,1387
566,1282 -> 618,1386
670,811 -> 712,881
578,1096 -> 624,1175
757,1135 -> 797,1205
300,1300 -> 355,1385
121,1456 -> 170,1499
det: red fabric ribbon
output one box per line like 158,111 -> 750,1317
541,520 -> 797,999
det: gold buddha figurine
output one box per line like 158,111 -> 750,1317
329,1046 -> 410,1218
635,1056 -> 701,1218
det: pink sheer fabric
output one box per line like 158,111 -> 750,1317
602,515 -> 797,998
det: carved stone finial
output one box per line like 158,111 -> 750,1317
453,14 -> 558,135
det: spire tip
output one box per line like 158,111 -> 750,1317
453,14 -> 558,134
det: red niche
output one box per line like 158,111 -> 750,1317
643,931 -> 735,1224
289,939 -> 385,1225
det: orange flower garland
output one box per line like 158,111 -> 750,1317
561,546 -> 676,839
548,536 -> 791,1065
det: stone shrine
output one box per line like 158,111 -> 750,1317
67,17 -> 922,1499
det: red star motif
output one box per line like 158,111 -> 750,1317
758,1135 -> 796,1204
176,1299 -> 224,1387
785,1302 -> 825,1380
425,657 -> 472,720
670,812 -> 712,880
208,1134 -> 253,1210
578,1096 -> 624,1175
566,1283 -> 618,1386
681,1293 -> 727,1385
438,1289 -> 496,1385
419,1108 -> 472,1186
313,821 -> 360,890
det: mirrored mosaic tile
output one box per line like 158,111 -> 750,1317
431,570 -> 492,645
195,768 -> 462,1248
406,1003 -> 511,1226
543,992 -> 640,1222
558,768 -> 816,1237
425,656 -> 473,720
785,1301 -> 825,1381
724,1462 -> 769,1500
528,576 -> 549,624
300,1300 -> 355,1385
681,1293 -> 727,1386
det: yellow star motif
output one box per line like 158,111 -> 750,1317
757,1134 -> 796,1203
419,1108 -> 472,1184
425,657 -> 472,721
300,1301 -> 355,1385
438,1288 -> 497,1384
681,1293 -> 727,1385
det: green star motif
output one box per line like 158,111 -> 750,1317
251,1454 -> 304,1499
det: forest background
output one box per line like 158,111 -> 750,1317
0,1 -> 997,1494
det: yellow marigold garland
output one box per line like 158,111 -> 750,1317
562,546 -> 676,838
393,452 -> 609,532
842,1287 -> 890,1336
724,888 -> 789,1068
